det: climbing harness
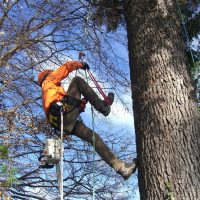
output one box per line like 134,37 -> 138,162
79,98 -> 87,113
48,95 -> 83,129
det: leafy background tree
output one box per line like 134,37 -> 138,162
178,0 -> 200,104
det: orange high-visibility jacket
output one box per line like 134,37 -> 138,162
41,61 -> 83,118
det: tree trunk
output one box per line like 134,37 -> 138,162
124,0 -> 200,199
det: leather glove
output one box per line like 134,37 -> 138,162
81,62 -> 90,70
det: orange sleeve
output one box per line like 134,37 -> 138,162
46,61 -> 83,84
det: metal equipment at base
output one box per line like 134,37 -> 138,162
39,139 -> 61,168
39,109 -> 64,200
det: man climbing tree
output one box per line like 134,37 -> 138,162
38,60 -> 137,180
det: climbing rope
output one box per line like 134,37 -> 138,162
59,107 -> 64,200
55,107 -> 64,200
80,1 -> 98,198
84,63 -> 96,200
78,50 -> 97,199
91,105 -> 96,200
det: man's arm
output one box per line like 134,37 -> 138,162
47,61 -> 83,83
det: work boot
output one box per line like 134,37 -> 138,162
104,92 -> 114,106
101,92 -> 115,116
116,158 -> 137,180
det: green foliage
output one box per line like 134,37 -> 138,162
192,61 -> 200,74
0,145 -> 18,187
178,0 -> 200,40
165,182 -> 176,200
0,165 -> 8,174
187,12 -> 200,40
177,1 -> 200,101
192,61 -> 200,105
0,145 -> 9,159
0,165 -> 18,187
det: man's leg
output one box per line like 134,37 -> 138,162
67,76 -> 114,116
62,77 -> 82,133
72,121 -> 137,180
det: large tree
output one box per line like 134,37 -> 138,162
124,0 -> 200,199
93,0 -> 200,199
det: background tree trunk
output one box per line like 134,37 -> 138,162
124,0 -> 200,199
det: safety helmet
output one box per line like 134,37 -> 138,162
38,69 -> 53,86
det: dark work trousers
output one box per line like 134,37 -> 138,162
63,76 -> 122,171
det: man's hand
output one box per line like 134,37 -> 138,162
81,62 -> 90,70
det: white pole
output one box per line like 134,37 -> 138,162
60,108 -> 64,200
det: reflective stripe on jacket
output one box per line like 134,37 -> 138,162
41,61 -> 83,118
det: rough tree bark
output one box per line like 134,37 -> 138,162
124,0 -> 200,199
